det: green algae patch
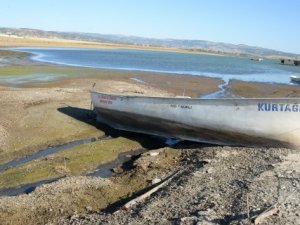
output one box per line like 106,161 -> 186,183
0,50 -> 30,58
54,137 -> 142,174
0,65 -> 76,76
0,137 -> 142,189
0,148 -> 182,225
0,64 -> 131,77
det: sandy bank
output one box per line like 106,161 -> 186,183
0,34 -> 220,56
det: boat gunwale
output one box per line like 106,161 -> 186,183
90,91 -> 300,101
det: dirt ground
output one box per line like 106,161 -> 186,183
1,53 -> 300,225
61,145 -> 300,225
0,147 -> 182,225
0,75 -> 170,163
0,68 -> 223,164
1,141 -> 299,225
1,75 -> 300,225
229,80 -> 300,98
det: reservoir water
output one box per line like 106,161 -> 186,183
15,47 -> 300,84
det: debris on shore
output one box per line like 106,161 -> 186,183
1,145 -> 299,225
60,146 -> 300,225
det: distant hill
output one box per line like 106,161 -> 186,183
0,27 -> 299,58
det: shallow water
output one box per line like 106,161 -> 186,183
0,137 -> 101,173
0,73 -> 67,87
0,134 -> 170,196
14,47 -> 300,84
130,77 -> 146,84
0,148 -> 145,196
0,178 -> 59,196
87,148 -> 146,177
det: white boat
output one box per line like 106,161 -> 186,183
250,58 -> 263,62
290,75 -> 300,84
91,91 -> 300,148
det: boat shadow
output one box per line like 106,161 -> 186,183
57,105 -> 216,150
57,105 -> 168,149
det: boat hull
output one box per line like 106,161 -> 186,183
290,75 -> 300,84
91,92 -> 300,148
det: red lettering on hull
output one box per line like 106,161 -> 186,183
98,95 -> 117,104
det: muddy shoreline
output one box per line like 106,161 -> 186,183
0,123 -> 168,196
0,146 -> 148,196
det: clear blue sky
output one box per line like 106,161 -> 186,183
1,0 -> 300,53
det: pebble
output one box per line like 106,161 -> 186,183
193,171 -> 203,178
112,166 -> 123,174
152,177 -> 161,185
206,168 -> 214,174
149,152 -> 159,156
180,216 -> 198,222
202,159 -> 211,163
86,206 -> 93,211
197,210 -> 210,216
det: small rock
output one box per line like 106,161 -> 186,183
152,177 -> 161,185
196,220 -> 215,225
202,158 -> 211,163
180,216 -> 198,222
71,214 -> 79,220
178,185 -> 184,190
193,171 -> 203,177
197,210 -> 210,216
112,166 -> 123,174
86,206 -> 93,211
206,168 -> 214,174
149,152 -> 159,156
138,163 -> 149,172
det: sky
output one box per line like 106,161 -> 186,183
1,0 -> 300,54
